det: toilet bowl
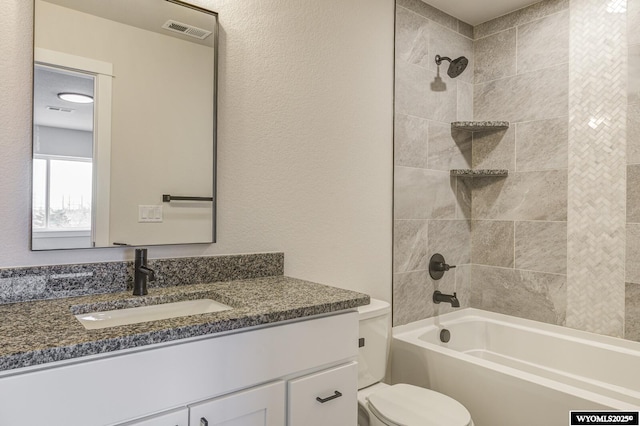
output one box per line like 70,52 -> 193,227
357,299 -> 473,426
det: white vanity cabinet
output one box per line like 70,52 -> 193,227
0,311 -> 358,426
189,381 -> 285,426
118,408 -> 188,426
288,362 -> 358,426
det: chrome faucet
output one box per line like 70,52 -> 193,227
133,248 -> 155,296
433,290 -> 460,308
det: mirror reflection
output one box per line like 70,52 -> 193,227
32,0 -> 217,250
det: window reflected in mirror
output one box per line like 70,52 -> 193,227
32,65 -> 96,249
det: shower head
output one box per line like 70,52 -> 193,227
435,54 -> 469,78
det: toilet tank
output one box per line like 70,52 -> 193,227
358,298 -> 391,389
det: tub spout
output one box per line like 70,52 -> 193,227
433,290 -> 460,308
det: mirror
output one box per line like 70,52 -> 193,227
32,0 -> 218,250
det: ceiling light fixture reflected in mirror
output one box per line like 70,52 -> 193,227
57,92 -> 94,104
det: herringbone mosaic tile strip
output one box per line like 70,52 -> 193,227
566,0 -> 627,337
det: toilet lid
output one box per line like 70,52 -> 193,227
367,384 -> 472,426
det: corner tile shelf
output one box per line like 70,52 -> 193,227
450,169 -> 509,177
451,121 -> 509,132
448,121 -> 510,178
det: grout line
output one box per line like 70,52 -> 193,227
514,113 -> 519,172
468,219 -> 567,223
513,221 -> 517,269
515,23 -> 519,77
473,61 -> 568,86
511,115 -> 569,125
393,164 -> 453,173
471,263 -> 567,277
473,8 -> 570,41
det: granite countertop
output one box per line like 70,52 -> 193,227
0,276 -> 369,373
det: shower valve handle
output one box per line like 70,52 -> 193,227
432,262 -> 456,272
429,253 -> 455,280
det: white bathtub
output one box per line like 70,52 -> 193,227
391,308 -> 640,426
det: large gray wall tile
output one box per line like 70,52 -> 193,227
474,63 -> 568,123
457,81 -> 473,121
516,117 -> 568,171
629,103 -> 640,164
471,170 -> 567,221
397,0 -> 458,32
630,44 -> 640,105
630,0 -> 640,46
396,61 -> 458,122
625,283 -> 640,341
516,11 -> 569,74
471,220 -> 514,267
395,114 -> 429,168
471,265 -> 566,325
429,25 -> 474,84
458,21 -> 474,39
428,122 -> 471,170
515,221 -> 567,274
395,6 -> 431,69
628,165 -> 640,223
472,127 -> 515,170
455,177 -> 472,219
428,219 -> 471,266
395,167 -> 456,219
474,0 -> 569,39
394,220 -> 428,273
455,264 -> 472,308
393,270 -> 434,326
395,60 -> 429,118
627,224 -> 640,284
474,28 -> 516,84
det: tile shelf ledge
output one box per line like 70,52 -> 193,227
451,121 -> 510,131
450,169 -> 509,177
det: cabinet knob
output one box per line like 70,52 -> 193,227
200,418 -> 209,426
316,390 -> 342,403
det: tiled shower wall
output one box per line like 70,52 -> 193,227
394,0 -> 640,341
393,0 -> 474,325
469,0 -> 570,328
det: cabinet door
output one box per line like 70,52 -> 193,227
115,408 -> 188,426
288,362 -> 358,426
189,381 -> 285,426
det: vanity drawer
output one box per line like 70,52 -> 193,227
288,361 -> 357,426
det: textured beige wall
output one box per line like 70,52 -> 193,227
0,0 -> 394,301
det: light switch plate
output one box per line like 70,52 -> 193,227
138,205 -> 163,223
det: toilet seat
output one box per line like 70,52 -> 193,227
366,384 -> 472,426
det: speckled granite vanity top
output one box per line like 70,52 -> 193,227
0,276 -> 369,372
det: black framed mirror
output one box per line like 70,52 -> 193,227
32,0 -> 218,250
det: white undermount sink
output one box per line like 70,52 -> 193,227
75,299 -> 233,330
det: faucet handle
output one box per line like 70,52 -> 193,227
429,253 -> 455,280
440,263 -> 456,271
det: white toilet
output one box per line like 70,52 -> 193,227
357,299 -> 473,426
